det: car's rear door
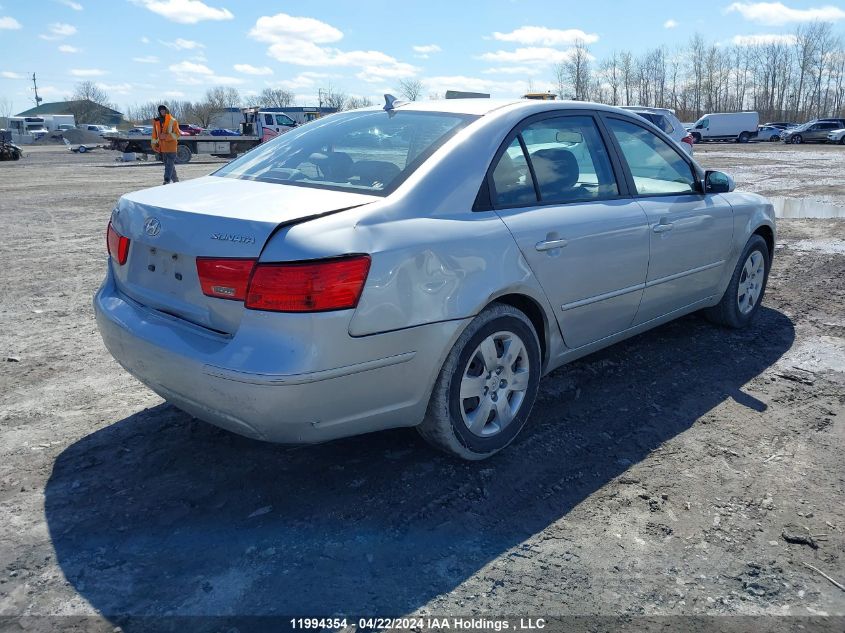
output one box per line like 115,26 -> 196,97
488,111 -> 650,349
600,115 -> 734,325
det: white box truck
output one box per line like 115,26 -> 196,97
689,112 -> 759,143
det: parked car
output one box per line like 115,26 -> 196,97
128,126 -> 153,136
179,123 -> 204,136
827,128 -> 845,144
689,112 -> 759,142
81,124 -> 117,137
208,128 -> 240,136
781,119 -> 844,144
95,99 -> 776,460
762,121 -> 798,130
621,106 -> 694,154
56,123 -> 76,132
756,125 -> 783,142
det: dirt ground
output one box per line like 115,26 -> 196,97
0,145 -> 843,630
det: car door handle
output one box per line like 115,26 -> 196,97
653,222 -> 674,233
535,238 -> 569,251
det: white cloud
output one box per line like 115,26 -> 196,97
249,12 -> 343,44
131,0 -> 233,24
732,32 -> 798,45
412,43 -> 441,59
133,55 -> 159,63
276,71 -> 331,90
234,63 -> 273,75
97,82 -> 132,94
423,75 -> 526,98
164,90 -> 185,97
491,26 -> 598,46
0,16 -> 22,29
169,60 -> 213,75
664,19 -> 679,28
160,37 -> 204,50
167,61 -> 245,86
250,13 -> 418,80
39,22 -> 76,39
1,70 -> 25,79
140,36 -> 150,43
480,46 -> 584,65
725,2 -> 845,24
482,65 -> 543,76
58,44 -> 79,53
70,68 -> 107,76
57,0 -> 83,10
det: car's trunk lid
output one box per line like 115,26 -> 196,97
111,175 -> 377,334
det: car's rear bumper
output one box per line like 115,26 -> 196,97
94,269 -> 468,443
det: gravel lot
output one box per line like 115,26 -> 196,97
1,144 -> 843,630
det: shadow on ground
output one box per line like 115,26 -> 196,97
44,308 -> 794,629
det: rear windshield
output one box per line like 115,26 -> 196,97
214,110 -> 476,195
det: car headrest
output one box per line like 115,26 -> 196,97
348,160 -> 401,188
530,148 -> 580,197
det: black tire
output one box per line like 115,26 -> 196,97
418,303 -> 541,460
770,135 -> 780,142
791,134 -> 803,144
704,235 -> 770,329
738,132 -> 750,143
839,136 -> 845,145
176,144 -> 192,164
691,132 -> 701,143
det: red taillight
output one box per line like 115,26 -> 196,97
681,134 -> 695,146
245,255 -> 371,312
106,222 -> 130,265
196,258 -> 256,300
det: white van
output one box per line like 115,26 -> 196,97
689,112 -> 759,143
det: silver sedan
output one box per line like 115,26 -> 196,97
95,98 -> 776,459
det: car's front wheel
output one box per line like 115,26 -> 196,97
418,303 -> 541,460
791,134 -> 803,144
705,235 -> 770,329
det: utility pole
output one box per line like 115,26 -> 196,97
318,88 -> 324,109
31,73 -> 42,107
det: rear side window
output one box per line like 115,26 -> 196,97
606,118 -> 696,196
491,138 -> 536,206
490,115 -> 618,207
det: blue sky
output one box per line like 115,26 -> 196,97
1,0 -> 844,115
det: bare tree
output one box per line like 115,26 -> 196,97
398,78 -> 423,101
321,86 -> 348,111
205,86 -> 241,110
564,40 -> 592,101
346,95 -> 374,109
0,96 -> 13,119
186,101 -> 216,128
66,81 -> 113,123
258,87 -> 294,108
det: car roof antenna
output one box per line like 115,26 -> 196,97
383,94 -> 407,113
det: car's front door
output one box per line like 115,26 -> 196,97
602,116 -> 735,325
489,113 -> 650,349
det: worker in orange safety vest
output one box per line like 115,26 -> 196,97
152,104 -> 181,185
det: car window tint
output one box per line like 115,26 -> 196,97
606,118 -> 696,196
521,115 -> 618,203
491,138 -> 536,206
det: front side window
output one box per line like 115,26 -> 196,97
606,118 -> 696,196
490,115 -> 618,207
276,114 -> 295,126
215,110 -> 475,195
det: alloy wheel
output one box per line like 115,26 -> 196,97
459,331 -> 531,437
737,251 -> 765,315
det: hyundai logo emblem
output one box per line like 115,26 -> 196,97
144,217 -> 161,237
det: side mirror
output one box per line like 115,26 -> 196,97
705,170 -> 734,193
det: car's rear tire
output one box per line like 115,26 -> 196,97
418,303 -> 541,460
738,132 -> 750,143
704,235 -> 770,329
839,136 -> 845,145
